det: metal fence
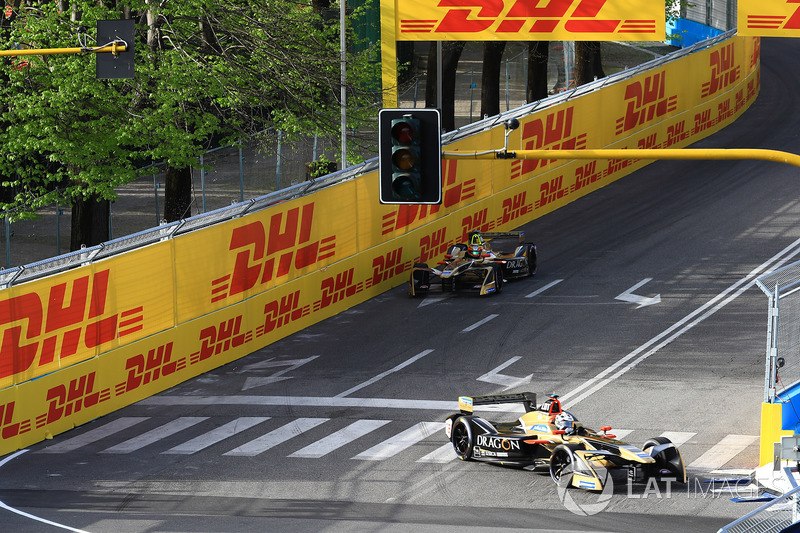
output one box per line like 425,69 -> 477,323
756,262 -> 800,404
718,483 -> 800,533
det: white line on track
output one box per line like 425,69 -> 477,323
525,279 -> 564,298
560,236 -> 800,409
0,450 -> 91,533
335,349 -> 434,398
462,314 -> 499,332
688,435 -> 758,470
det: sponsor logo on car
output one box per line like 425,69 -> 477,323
477,434 -> 521,451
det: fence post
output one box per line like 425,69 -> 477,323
276,130 -> 283,191
200,154 -> 207,213
766,284 -> 780,403
239,146 -> 245,203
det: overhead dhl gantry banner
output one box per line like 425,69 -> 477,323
738,0 -> 800,36
393,0 -> 666,41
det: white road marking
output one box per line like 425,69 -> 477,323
142,395 -> 457,410
560,236 -> 800,409
525,279 -> 564,298
163,417 -> 270,454
615,278 -> 661,308
101,417 -> 208,454
353,422 -> 442,460
288,419 -> 390,458
335,350 -> 435,398
462,314 -> 499,332
660,431 -> 696,447
224,418 -> 329,457
417,443 -> 457,463
476,356 -> 533,390
688,434 -> 758,470
39,417 -> 150,454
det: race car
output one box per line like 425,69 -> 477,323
444,392 -> 687,491
409,231 -> 536,297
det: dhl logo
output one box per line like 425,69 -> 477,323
370,248 -> 407,287
537,175 -> 567,208
615,72 -> 678,135
499,193 -> 532,225
259,292 -> 309,336
572,161 -> 601,192
397,0 -> 659,39
216,202 -> 336,302
118,343 -> 185,395
512,107 -> 587,178
314,268 -> 363,311
702,43 -> 741,98
745,0 -> 800,31
0,401 -> 30,440
0,270 -> 142,381
38,371 -> 111,426
194,315 -> 252,364
419,228 -> 451,264
461,209 -> 491,241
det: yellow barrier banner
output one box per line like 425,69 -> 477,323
739,0 -> 800,36
394,0 -> 666,41
0,244 -> 176,390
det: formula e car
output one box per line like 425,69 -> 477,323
409,231 -> 536,297
444,392 -> 687,491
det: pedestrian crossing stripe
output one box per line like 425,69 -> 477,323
36,416 -> 757,471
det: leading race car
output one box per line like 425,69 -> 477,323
409,231 -> 537,297
444,392 -> 687,491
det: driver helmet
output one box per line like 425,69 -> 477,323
469,233 -> 485,247
555,412 -> 576,434
466,245 -> 483,259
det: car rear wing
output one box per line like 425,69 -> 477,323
458,392 -> 537,414
480,231 -> 525,243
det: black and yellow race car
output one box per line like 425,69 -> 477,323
444,392 -> 687,491
409,231 -> 536,297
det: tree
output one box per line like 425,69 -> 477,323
480,41 -> 506,119
0,0 -> 379,247
425,41 -> 465,132
526,41 -> 549,102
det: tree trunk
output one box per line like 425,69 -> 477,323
425,41 -> 465,132
480,41 -> 506,119
70,195 -> 110,251
163,165 -> 193,222
574,42 -> 605,86
526,41 -> 549,102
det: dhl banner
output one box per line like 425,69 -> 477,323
739,0 -> 800,36
393,0 -> 666,41
0,35 -> 760,455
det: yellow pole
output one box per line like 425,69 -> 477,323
442,148 -> 800,169
0,44 -> 126,57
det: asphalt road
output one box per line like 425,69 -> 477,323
1,37 -> 799,533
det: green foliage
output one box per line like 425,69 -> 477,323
0,0 -> 380,220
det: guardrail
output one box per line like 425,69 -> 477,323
718,484 -> 800,533
0,30 -> 737,288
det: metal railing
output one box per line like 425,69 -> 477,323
718,484 -> 800,533
0,30 -> 737,288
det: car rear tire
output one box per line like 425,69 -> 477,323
643,436 -> 687,483
451,418 -> 474,460
523,243 -> 537,276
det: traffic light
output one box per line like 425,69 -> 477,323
378,108 -> 442,204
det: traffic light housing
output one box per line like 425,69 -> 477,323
378,108 -> 442,204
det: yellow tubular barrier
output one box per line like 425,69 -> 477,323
443,148 -> 800,169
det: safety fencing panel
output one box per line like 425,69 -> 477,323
0,35 -> 760,456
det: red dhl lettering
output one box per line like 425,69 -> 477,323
572,161 -> 600,192
694,108 -> 713,133
718,99 -> 733,121
751,38 -> 760,69
0,270 -> 137,381
536,176 -> 566,208
0,401 -> 31,440
461,209 -> 490,241
746,3 -> 800,30
402,0 -> 655,36
637,133 -> 657,149
419,228 -> 450,263
372,249 -> 406,286
734,89 -> 747,113
222,203 -> 335,300
316,268 -> 361,310
665,120 -> 687,147
196,315 -> 251,363
500,193 -> 531,225
606,158 -> 633,175
702,43 -> 740,98
615,72 -> 677,135
515,108 -> 586,177
39,372 -> 110,426
260,292 -> 309,335
118,343 -> 184,395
